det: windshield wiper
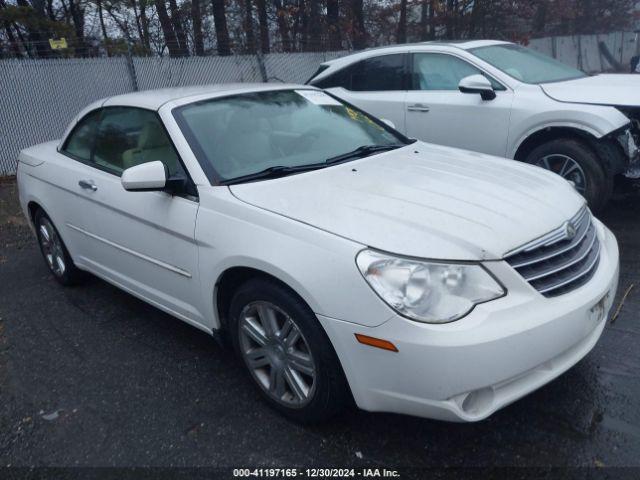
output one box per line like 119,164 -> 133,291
224,144 -> 406,185
324,144 -> 404,164
223,164 -> 327,185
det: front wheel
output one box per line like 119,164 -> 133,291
229,278 -> 350,423
524,139 -> 612,212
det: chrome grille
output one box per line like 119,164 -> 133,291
505,206 -> 601,297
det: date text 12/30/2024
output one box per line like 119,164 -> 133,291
233,468 -> 401,478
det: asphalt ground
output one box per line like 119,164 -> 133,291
0,175 -> 639,475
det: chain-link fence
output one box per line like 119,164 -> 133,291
0,30 -> 638,176
0,57 -> 135,176
528,31 -> 638,73
0,50 -> 345,176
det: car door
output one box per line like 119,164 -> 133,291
322,53 -> 408,131
44,109 -> 103,265
75,106 -> 205,326
404,52 -> 514,157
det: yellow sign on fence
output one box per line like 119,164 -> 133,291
49,38 -> 68,50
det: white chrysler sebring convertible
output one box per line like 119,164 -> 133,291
17,84 -> 619,423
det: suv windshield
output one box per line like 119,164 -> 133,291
470,44 -> 587,84
173,89 -> 407,184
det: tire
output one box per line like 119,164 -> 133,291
228,277 -> 350,423
524,138 -> 613,212
34,209 -> 83,286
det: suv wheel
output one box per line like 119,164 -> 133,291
229,278 -> 350,423
524,138 -> 612,212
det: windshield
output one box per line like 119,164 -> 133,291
470,44 -> 587,84
173,89 -> 406,183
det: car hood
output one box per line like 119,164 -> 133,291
229,143 -> 585,260
541,74 -> 640,106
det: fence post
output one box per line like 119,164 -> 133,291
125,42 -> 139,91
255,49 -> 268,82
576,35 -> 583,71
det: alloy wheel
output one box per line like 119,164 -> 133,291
238,301 -> 317,407
536,154 -> 587,195
38,217 -> 66,277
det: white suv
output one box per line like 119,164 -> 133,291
308,40 -> 640,210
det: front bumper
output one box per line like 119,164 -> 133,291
617,127 -> 640,178
319,221 -> 619,421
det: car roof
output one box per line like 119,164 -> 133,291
321,40 -> 511,67
423,39 -> 511,49
101,83 -> 310,110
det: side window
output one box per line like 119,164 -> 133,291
93,107 -> 182,176
313,64 -> 356,90
412,53 -> 504,91
351,54 -> 405,91
314,54 -> 406,91
62,110 -> 101,161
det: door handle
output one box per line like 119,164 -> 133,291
78,180 -> 97,191
407,104 -> 430,112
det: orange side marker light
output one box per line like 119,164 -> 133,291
355,334 -> 398,352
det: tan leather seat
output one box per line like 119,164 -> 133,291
122,121 -> 178,174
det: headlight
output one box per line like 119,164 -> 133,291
356,250 -> 506,324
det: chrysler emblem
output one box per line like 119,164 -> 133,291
563,221 -> 577,240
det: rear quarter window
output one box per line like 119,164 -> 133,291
62,110 -> 101,161
313,54 -> 407,91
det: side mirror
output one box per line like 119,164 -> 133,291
458,74 -> 496,101
121,161 -> 167,192
381,118 -> 396,129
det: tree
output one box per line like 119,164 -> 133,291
444,0 -> 456,40
295,0 -> 309,51
138,0 -> 151,51
532,0 -> 549,35
326,0 -> 340,50
13,0 -> 54,57
95,0 -> 109,51
273,0 -> 291,52
397,0 -> 407,44
256,0 -> 268,53
154,0 -> 183,56
191,0 -> 204,54
307,0 -> 321,51
0,0 -> 22,56
168,0 -> 189,55
347,0 -> 365,50
468,0 -> 483,38
65,0 -> 87,55
0,0 -> 637,59
243,0 -> 256,53
211,0 -> 231,55
128,0 -> 151,52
